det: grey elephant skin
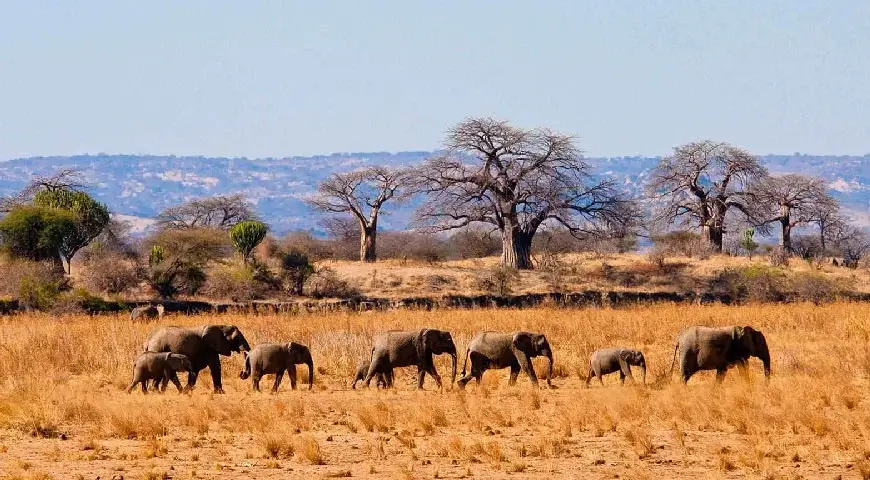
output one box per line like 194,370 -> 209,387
671,325 -> 771,383
143,325 -> 250,393
351,358 -> 387,389
586,348 -> 646,386
364,329 -> 457,389
131,304 -> 164,321
240,342 -> 314,391
127,352 -> 192,394
458,331 -> 553,389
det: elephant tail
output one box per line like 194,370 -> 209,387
239,353 -> 251,380
461,348 -> 470,377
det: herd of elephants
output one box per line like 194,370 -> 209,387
127,320 -> 773,394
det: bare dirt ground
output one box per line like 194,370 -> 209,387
2,304 -> 870,479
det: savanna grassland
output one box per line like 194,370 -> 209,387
1,303 -> 870,479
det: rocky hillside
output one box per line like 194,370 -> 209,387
1,152 -> 868,234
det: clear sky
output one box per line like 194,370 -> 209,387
1,1 -> 868,160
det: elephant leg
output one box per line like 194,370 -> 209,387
513,351 -> 539,386
273,370 -> 284,392
252,374 -> 262,392
288,364 -> 298,390
385,370 -> 394,388
715,368 -> 727,383
425,362 -> 442,389
171,372 -> 184,393
585,368 -> 594,386
208,357 -> 224,394
679,352 -> 694,384
364,357 -> 385,387
185,370 -> 199,392
619,371 -> 626,385
508,362 -> 521,386
141,381 -> 148,394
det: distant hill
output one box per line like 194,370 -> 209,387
1,152 -> 868,234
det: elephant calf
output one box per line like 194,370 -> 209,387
128,352 -> 192,394
586,348 -> 646,386
458,331 -> 553,389
351,358 -> 387,389
240,342 -> 314,391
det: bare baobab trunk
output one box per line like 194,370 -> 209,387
360,223 -> 377,263
779,206 -> 792,252
501,227 -> 533,270
701,225 -> 724,252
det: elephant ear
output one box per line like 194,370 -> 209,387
202,325 -> 233,357
732,326 -> 745,340
512,332 -> 533,354
416,329 -> 432,359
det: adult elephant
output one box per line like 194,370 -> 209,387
364,329 -> 457,389
457,331 -> 553,389
143,325 -> 250,393
671,325 -> 771,383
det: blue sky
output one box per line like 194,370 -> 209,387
1,1 -> 868,160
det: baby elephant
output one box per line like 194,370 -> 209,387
351,358 -> 387,389
240,342 -> 314,392
586,348 -> 646,386
128,352 -> 192,394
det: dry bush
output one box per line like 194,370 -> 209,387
0,259 -> 68,310
474,265 -> 519,296
201,261 -> 277,302
305,267 -> 360,298
79,253 -> 139,295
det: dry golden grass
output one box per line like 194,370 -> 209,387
326,252 -> 870,297
1,303 -> 869,478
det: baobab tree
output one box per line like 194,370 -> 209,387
307,166 -> 411,262
751,174 -> 838,252
647,140 -> 767,251
415,117 -> 635,270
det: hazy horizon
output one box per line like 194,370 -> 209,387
2,2 -> 868,160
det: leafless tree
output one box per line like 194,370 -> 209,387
156,194 -> 257,230
0,168 -> 88,212
647,140 -> 767,252
414,117 -> 636,269
751,174 -> 839,252
307,166 -> 411,262
829,224 -> 870,267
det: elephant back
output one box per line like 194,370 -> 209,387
143,326 -> 203,358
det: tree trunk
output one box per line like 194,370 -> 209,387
780,221 -> 792,252
57,250 -> 70,275
360,224 -> 377,263
819,220 -> 827,252
501,228 -> 533,270
701,225 -> 724,252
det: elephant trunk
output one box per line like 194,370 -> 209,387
639,363 -> 647,385
759,350 -> 771,378
306,360 -> 314,390
239,352 -> 251,380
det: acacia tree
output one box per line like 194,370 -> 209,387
157,194 -> 256,230
647,140 -> 767,252
0,169 -> 88,213
32,189 -> 110,273
307,166 -> 411,262
415,118 -> 634,270
751,174 -> 838,252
